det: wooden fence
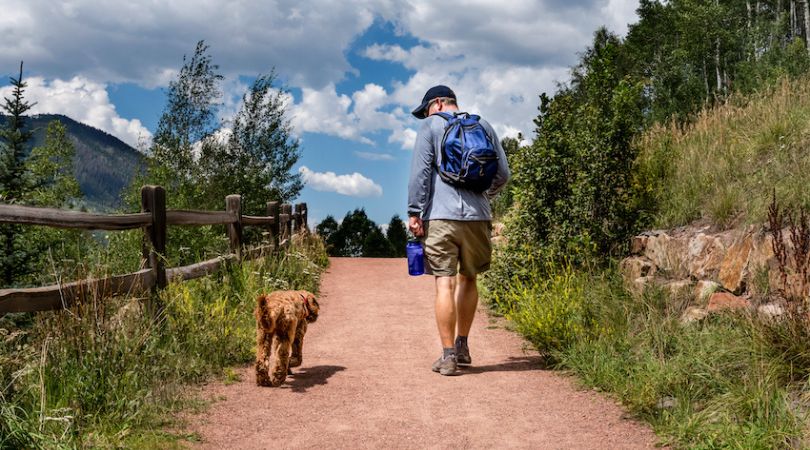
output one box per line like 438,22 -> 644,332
0,185 -> 308,315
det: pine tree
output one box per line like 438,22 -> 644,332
316,215 -> 340,255
0,62 -> 35,286
0,62 -> 34,201
385,215 -> 407,257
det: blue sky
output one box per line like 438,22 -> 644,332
0,0 -> 639,227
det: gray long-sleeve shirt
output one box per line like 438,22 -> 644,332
407,113 -> 511,221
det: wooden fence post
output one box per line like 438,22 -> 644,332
281,203 -> 292,245
141,185 -> 167,316
299,202 -> 308,233
226,194 -> 243,261
267,201 -> 280,251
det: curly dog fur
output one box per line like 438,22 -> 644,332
255,290 -> 320,387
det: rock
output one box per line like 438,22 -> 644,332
630,235 -> 648,255
632,276 -> 656,294
620,256 -> 657,284
686,232 -> 728,280
758,302 -> 785,320
656,396 -> 679,410
707,292 -> 749,312
681,307 -> 709,324
694,280 -> 721,305
643,231 -> 690,278
664,279 -> 693,296
718,235 -> 753,294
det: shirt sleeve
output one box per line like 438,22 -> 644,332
407,121 -> 435,217
485,125 -> 511,199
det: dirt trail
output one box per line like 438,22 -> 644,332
189,257 -> 660,449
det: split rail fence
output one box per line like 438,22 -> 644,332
0,185 -> 308,315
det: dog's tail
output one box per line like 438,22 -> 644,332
256,294 -> 276,331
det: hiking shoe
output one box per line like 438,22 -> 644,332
455,343 -> 471,366
431,355 -> 458,376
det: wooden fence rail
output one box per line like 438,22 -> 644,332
0,185 -> 308,315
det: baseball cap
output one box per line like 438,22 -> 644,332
411,85 -> 456,119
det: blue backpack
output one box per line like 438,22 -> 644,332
435,112 -> 499,193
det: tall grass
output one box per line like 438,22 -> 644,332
0,234 -> 327,448
636,76 -> 810,228
485,261 -> 809,448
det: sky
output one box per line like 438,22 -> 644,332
0,0 -> 640,228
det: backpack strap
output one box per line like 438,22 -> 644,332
434,112 -> 454,121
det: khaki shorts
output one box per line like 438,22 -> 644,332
422,220 -> 492,277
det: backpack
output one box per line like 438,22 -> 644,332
435,112 -> 499,193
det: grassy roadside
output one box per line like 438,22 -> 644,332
482,260 -> 809,448
0,234 -> 328,448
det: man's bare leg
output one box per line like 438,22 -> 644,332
455,273 -> 479,337
435,276 -> 457,348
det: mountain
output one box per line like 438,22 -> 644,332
22,114 -> 146,210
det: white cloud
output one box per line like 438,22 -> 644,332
0,76 -> 151,148
299,166 -> 383,197
388,127 -> 417,150
1,0 -> 376,88
354,151 -> 395,161
3,0 -> 641,147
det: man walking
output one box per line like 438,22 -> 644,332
407,85 -> 511,376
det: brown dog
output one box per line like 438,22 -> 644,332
255,290 -> 320,387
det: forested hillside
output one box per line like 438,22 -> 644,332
23,114 -> 145,210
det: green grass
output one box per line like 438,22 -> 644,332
636,76 -> 810,228
484,261 -> 810,448
0,234 -> 328,448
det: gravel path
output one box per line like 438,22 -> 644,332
188,257 -> 660,449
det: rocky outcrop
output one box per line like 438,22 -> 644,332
621,224 -> 789,322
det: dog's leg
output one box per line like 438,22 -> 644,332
270,325 -> 296,386
290,320 -> 307,368
255,327 -> 273,386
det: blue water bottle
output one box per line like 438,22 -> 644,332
406,241 -> 425,276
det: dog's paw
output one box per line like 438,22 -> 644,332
289,356 -> 302,367
270,374 -> 287,387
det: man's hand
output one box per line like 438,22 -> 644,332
408,216 -> 424,237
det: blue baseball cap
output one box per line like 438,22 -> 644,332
411,85 -> 456,119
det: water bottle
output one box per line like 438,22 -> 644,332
406,241 -> 425,276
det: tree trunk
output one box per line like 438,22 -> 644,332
747,1 -> 752,31
805,0 -> 810,54
715,38 -> 722,94
792,0 -> 797,39
703,58 -> 710,98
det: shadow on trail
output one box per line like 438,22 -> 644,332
461,356 -> 550,375
285,365 -> 346,393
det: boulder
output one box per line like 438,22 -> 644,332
758,302 -> 785,320
681,307 -> 709,324
632,276 -> 656,295
643,231 -> 689,278
707,292 -> 749,312
664,279 -> 693,296
620,256 -> 657,283
694,280 -> 721,305
630,235 -> 648,255
686,232 -> 728,280
718,235 -> 753,294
